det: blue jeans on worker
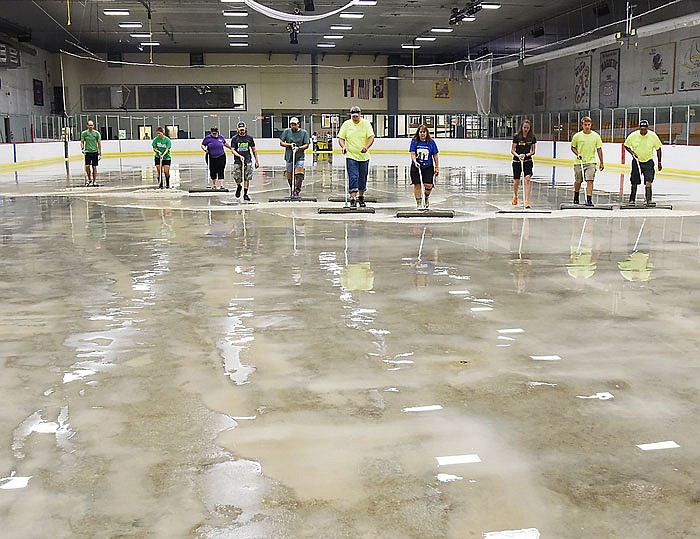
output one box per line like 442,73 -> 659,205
346,158 -> 369,193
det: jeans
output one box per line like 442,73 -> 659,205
346,158 -> 369,193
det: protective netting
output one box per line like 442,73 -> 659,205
467,54 -> 493,116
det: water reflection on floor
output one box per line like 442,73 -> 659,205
1,157 -> 699,538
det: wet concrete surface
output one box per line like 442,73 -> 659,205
0,155 -> 699,538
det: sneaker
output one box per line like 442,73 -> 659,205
628,198 -> 636,205
349,198 -> 357,208
424,200 -> 430,209
584,200 -> 594,207
358,197 -> 366,208
525,201 -> 531,209
220,186 -> 226,190
243,194 -> 251,202
235,185 -> 242,198
512,196 -> 518,205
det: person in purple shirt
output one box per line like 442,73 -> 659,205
201,126 -> 234,190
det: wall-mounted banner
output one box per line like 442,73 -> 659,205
343,78 -> 354,98
641,43 -> 675,95
573,55 -> 591,110
677,36 -> 700,92
599,49 -> 620,108
533,65 -> 546,111
433,79 -> 451,100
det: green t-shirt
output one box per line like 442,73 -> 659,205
571,130 -> 603,164
338,118 -> 375,162
81,129 -> 101,153
152,135 -> 172,159
279,128 -> 310,161
624,130 -> 662,162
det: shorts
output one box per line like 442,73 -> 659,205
285,156 -> 305,173
410,164 -> 434,184
574,162 -> 597,182
85,152 -> 99,166
512,159 -> 533,179
154,157 -> 172,166
630,159 -> 655,185
233,160 -> 253,184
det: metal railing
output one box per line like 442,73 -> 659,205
19,104 -> 700,145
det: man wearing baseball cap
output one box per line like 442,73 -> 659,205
338,106 -> 375,207
624,119 -> 663,206
230,121 -> 259,201
279,117 -> 310,198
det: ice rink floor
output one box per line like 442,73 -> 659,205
1,153 -> 699,538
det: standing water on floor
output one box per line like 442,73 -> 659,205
0,159 -> 699,538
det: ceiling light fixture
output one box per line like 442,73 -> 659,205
339,12 -> 364,18
229,42 -> 249,46
221,0 -> 245,2
402,43 -> 421,49
225,23 -> 249,28
227,34 -> 249,38
330,24 -> 352,30
104,9 -> 130,16
355,0 -> 377,5
130,33 -> 152,38
430,27 -> 454,33
222,10 -> 248,16
323,34 -> 344,39
415,36 -> 437,41
140,41 -> 160,46
480,3 -> 501,9
118,22 -> 143,28
317,42 -> 336,48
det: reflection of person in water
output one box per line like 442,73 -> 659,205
87,202 -> 107,248
340,222 -> 374,292
618,219 -> 653,282
566,218 -> 596,279
205,210 -> 234,247
509,218 -> 532,293
159,208 -> 176,239
409,226 -> 439,287
233,210 -> 261,277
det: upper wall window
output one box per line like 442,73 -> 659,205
81,84 -> 245,111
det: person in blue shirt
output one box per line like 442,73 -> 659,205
201,127 -> 234,190
409,124 -> 440,209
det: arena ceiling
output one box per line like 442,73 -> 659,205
0,0 -> 696,65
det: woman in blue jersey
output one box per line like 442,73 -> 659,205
409,124 -> 439,209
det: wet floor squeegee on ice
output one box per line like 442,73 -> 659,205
318,158 -> 374,214
396,167 -> 454,218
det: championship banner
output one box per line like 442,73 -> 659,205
599,49 -> 620,108
573,55 -> 591,110
641,43 -> 675,95
677,36 -> 700,92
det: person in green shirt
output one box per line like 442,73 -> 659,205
623,119 -> 663,206
338,106 -> 375,208
570,116 -> 604,206
152,127 -> 173,189
279,117 -> 310,198
80,120 -> 102,186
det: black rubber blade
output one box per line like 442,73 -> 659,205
396,209 -> 455,218
497,209 -> 552,214
620,203 -> 672,210
327,195 -> 378,203
189,187 -> 229,193
318,207 -> 375,214
268,196 -> 318,202
559,203 -> 613,210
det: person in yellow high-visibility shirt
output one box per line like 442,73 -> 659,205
624,119 -> 663,206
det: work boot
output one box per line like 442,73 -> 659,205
243,194 -> 251,202
573,192 -> 580,204
585,196 -> 593,206
235,184 -> 242,197
358,197 -> 366,208
349,198 -> 357,208
645,185 -> 653,205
